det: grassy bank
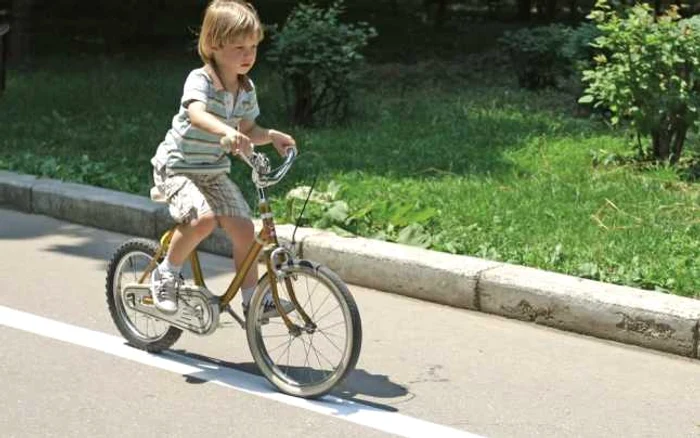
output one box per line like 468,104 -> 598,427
1,55 -> 698,296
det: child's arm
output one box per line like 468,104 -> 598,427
239,120 -> 296,156
188,101 -> 254,156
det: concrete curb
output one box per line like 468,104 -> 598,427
2,170 -> 699,358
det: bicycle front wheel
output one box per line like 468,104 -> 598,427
246,260 -> 362,399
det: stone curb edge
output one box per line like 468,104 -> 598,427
2,170 -> 699,359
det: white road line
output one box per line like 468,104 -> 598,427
0,305 -> 484,438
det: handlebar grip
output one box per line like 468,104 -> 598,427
285,146 -> 298,160
220,136 -> 234,151
220,135 -> 253,156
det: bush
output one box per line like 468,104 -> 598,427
266,1 -> 376,126
500,24 -> 573,90
500,23 -> 602,93
561,22 -> 602,74
580,1 -> 700,163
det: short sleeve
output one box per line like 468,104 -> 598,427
181,70 -> 211,108
236,82 -> 260,121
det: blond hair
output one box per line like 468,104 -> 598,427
198,0 -> 264,65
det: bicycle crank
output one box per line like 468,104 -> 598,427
121,283 -> 220,335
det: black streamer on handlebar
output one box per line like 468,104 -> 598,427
291,171 -> 318,246
290,149 -> 325,246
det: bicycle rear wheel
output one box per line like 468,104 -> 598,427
106,238 -> 182,352
246,260 -> 362,399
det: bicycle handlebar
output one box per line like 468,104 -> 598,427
240,147 -> 297,189
219,135 -> 297,188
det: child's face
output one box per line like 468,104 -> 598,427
213,34 -> 259,77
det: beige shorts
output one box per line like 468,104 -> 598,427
152,167 -> 251,224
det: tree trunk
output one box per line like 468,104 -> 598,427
518,0 -> 533,21
0,21 -> 8,92
690,0 -> 699,18
423,0 -> 449,28
546,0 -> 558,20
435,0 -> 448,29
292,74 -> 314,127
569,0 -> 579,21
670,122 -> 688,164
10,0 -> 33,63
390,0 -> 399,15
652,125 -> 671,161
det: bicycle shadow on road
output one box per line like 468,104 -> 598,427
332,369 -> 410,411
171,349 -> 409,412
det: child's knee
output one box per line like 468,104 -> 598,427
235,218 -> 255,242
192,214 -> 217,236
221,216 -> 254,241
240,218 -> 254,235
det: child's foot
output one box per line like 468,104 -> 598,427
150,267 -> 181,314
243,295 -> 295,319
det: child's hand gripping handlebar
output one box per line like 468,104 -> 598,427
220,136 -> 297,188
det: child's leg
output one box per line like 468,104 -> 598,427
152,214 -> 217,314
150,170 -> 218,313
218,215 -> 257,287
219,215 -> 295,317
208,174 -> 269,309
166,214 -> 218,266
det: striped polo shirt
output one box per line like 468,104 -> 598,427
151,65 -> 260,174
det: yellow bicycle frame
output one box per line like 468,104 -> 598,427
139,198 -> 313,331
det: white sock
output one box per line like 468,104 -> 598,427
241,286 -> 256,306
159,258 -> 182,275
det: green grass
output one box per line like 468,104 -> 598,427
1,55 -> 698,297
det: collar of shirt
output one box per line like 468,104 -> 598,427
203,64 -> 253,93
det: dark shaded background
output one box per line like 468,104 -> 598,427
6,0 -> 692,65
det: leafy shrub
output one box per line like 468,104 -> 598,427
500,24 -> 573,90
561,22 -> 602,74
266,1 -> 377,126
0,152 -> 142,193
580,1 -> 700,163
282,182 -> 438,248
559,22 -> 605,113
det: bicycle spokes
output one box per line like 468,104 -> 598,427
246,263 -> 362,398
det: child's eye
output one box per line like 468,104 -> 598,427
231,44 -> 256,51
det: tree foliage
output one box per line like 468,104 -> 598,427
500,22 -> 600,90
500,24 -> 573,89
580,1 -> 700,163
266,1 -> 376,126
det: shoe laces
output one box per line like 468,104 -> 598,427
156,272 -> 183,300
242,294 -> 282,314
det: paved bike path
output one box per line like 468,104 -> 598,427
2,208 -> 700,437
1,170 -> 700,360
0,209 -> 413,438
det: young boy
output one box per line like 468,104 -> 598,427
150,0 -> 296,315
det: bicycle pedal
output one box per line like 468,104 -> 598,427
217,320 -> 237,329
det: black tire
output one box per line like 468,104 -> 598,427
246,261 -> 362,398
106,238 -> 182,352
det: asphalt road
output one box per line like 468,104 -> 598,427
1,208 -> 699,438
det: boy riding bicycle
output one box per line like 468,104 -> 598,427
149,0 -> 296,315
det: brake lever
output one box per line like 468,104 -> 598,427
249,152 -> 271,175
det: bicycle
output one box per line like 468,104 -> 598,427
105,147 -> 362,399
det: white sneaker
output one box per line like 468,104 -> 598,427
150,267 -> 181,314
243,295 -> 295,319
